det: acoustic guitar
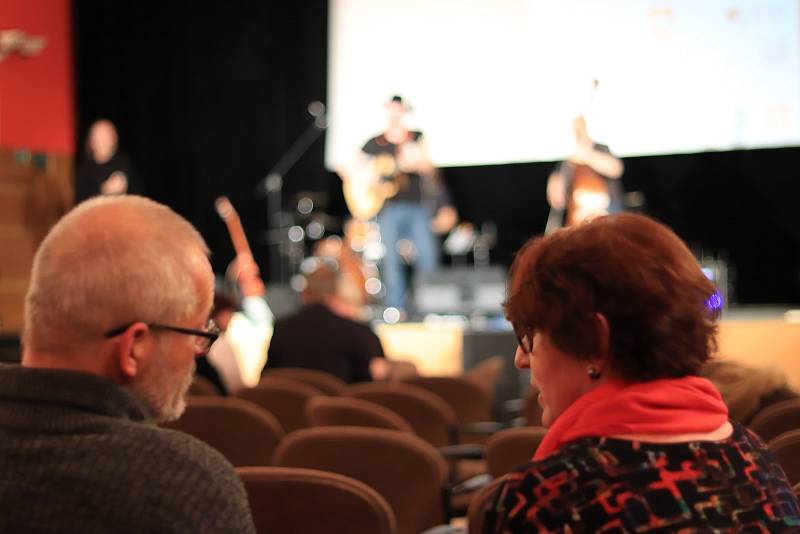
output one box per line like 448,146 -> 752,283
338,153 -> 400,220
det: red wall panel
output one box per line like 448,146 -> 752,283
0,0 -> 74,155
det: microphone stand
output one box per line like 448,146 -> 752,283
259,107 -> 327,285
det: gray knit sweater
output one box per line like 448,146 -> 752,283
0,364 -> 255,533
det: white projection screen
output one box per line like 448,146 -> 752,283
326,0 -> 800,169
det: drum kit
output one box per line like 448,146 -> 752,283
274,191 -> 497,315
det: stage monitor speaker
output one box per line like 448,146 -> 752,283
413,266 -> 506,315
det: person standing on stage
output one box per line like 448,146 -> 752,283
75,119 -> 142,203
359,95 -> 456,312
545,115 -> 624,232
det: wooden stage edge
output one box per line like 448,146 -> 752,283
376,307 -> 800,390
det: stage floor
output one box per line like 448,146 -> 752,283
376,306 -> 800,390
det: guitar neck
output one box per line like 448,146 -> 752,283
215,196 -> 253,258
215,196 -> 266,297
224,214 -> 253,259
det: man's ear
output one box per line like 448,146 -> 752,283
116,323 -> 152,381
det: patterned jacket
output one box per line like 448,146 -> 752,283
485,422 -> 800,533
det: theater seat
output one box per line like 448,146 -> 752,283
344,382 -> 458,447
768,430 -> 800,486
262,367 -> 347,396
274,426 -> 448,534
236,377 -> 322,433
748,398 -> 800,443
522,387 -> 543,427
485,426 -> 547,479
466,476 -> 506,534
306,395 -> 415,433
464,355 -> 505,399
188,375 -> 223,396
237,466 -> 396,534
161,396 -> 284,466
402,376 -> 498,440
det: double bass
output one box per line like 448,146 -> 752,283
565,161 -> 611,227
546,81 -> 614,232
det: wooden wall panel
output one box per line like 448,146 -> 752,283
0,149 -> 72,334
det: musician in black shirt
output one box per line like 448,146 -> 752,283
360,96 -> 456,311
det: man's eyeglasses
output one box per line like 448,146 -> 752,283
104,319 -> 220,353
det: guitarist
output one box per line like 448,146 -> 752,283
357,95 -> 454,312
545,115 -> 625,233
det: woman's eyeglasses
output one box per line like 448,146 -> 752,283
515,329 -> 533,354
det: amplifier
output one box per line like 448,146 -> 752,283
413,266 -> 506,315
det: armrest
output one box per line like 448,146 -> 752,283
459,421 -> 507,436
503,398 -> 523,412
437,443 -> 485,460
509,416 -> 527,428
440,473 -> 494,522
448,473 -> 493,496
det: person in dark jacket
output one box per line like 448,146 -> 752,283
0,195 -> 255,533
263,260 -> 384,383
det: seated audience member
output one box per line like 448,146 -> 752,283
0,196 -> 255,533
700,360 -> 800,425
200,269 -> 272,395
216,257 -> 274,390
197,291 -> 248,395
194,291 -> 233,394
485,213 -> 800,532
262,260 -> 384,383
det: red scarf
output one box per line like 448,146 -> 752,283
533,376 -> 729,461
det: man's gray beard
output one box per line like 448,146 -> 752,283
130,350 -> 195,423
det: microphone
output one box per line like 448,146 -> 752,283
307,101 -> 326,118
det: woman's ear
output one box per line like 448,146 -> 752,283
593,312 -> 612,374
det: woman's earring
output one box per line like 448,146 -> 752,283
587,366 -> 601,380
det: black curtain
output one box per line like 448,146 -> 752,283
74,1 -> 800,304
74,0 -> 330,278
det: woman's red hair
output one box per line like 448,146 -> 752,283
505,213 -> 719,380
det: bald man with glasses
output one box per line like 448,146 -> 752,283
0,196 -> 255,533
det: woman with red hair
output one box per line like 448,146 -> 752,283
485,213 -> 799,532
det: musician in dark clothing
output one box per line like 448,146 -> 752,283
75,119 -> 141,202
545,116 -> 624,233
360,96 -> 456,310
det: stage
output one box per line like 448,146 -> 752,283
2,307 -> 798,399
375,307 -> 800,392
